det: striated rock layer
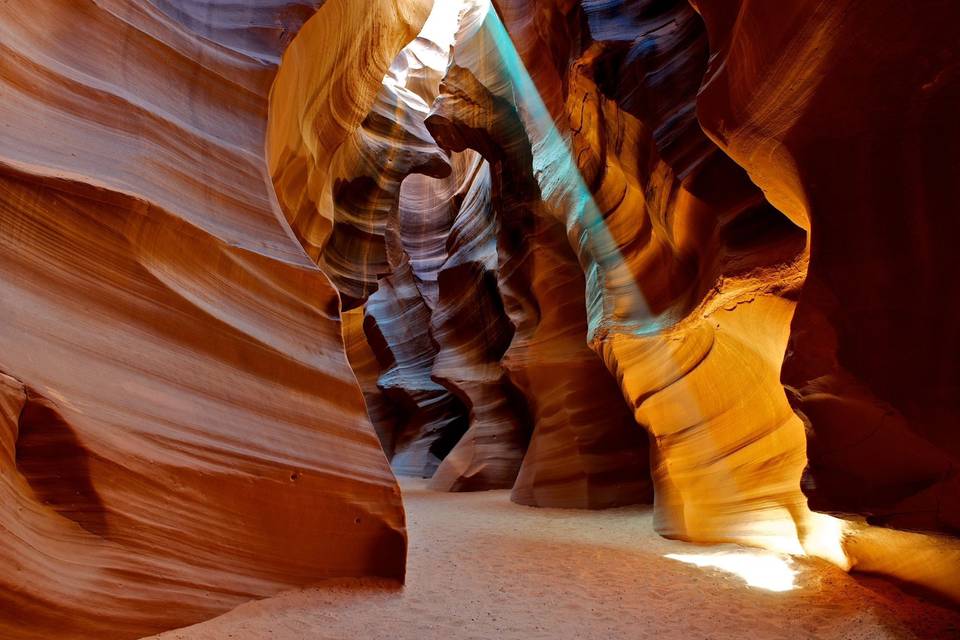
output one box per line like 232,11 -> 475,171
485,0 -> 960,598
3,0 -> 960,634
270,1 -> 482,477
0,1 -> 431,638
427,152 -> 534,492
691,0 -> 960,537
689,0 -> 960,597
468,0 -> 809,547
364,255 -> 470,477
427,56 -> 654,508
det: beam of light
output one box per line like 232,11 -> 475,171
476,9 -> 658,340
800,512 -> 851,570
665,551 -> 797,592
441,3 -> 852,573
472,6 -> 853,569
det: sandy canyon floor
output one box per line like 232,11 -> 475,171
151,479 -> 960,640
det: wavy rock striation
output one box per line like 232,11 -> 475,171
427,152 -> 534,492
690,0 -> 960,597
269,1 -> 482,477
454,0 -> 805,542
691,0 -> 960,538
0,1 -> 427,638
485,0 -> 960,598
3,0 -> 960,633
364,253 -> 470,477
427,56 -> 654,508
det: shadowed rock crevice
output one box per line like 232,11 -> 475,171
15,393 -> 108,537
690,0 -> 960,539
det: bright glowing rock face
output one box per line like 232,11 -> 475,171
270,0 -> 653,502
474,0 -> 811,549
450,0 -> 959,598
425,61 -> 654,507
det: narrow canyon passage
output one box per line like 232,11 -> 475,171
1,0 -> 959,638
153,478 -> 960,640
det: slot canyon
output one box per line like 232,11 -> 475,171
1,0 -> 959,638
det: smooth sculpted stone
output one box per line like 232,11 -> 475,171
691,0 -> 960,537
485,0 -> 960,600
690,0 -> 960,599
428,152 -> 533,492
427,60 -> 654,508
342,308 -> 401,459
562,15 -> 811,551
269,2 -> 480,477
364,256 -> 470,478
0,1 -> 437,637
446,0 -> 805,530
267,0 -> 436,264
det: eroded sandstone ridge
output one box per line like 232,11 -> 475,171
0,1 -> 423,638
267,0 -> 654,504
479,0 -> 960,597
444,0 -> 814,554
354,0 -> 957,598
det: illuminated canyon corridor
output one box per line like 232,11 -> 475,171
0,1 -> 959,639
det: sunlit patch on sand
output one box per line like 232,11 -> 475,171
665,551 -> 797,592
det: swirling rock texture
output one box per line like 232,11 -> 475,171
342,308 -> 401,459
690,0 -> 960,536
426,61 -> 654,508
363,255 -> 470,477
567,0 -> 815,552
0,1 -> 426,638
317,36 -> 452,309
269,2 -> 483,478
3,0 -> 960,637
482,0 -> 960,598
689,0 -> 960,596
459,0 -> 809,548
427,152 -> 534,492
274,0 -> 652,500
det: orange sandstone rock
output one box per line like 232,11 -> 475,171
0,1 -> 428,637
427,59 -> 654,508
691,0 -> 960,537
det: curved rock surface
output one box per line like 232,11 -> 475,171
457,0 -> 806,543
691,0 -> 960,537
364,255 -> 470,477
3,0 -> 960,633
342,308 -> 401,459
0,1 -> 420,638
483,0 -> 960,597
428,152 -> 534,492
427,57 -> 654,508
269,1 -> 481,477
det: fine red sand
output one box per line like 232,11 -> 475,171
150,479 -> 960,640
